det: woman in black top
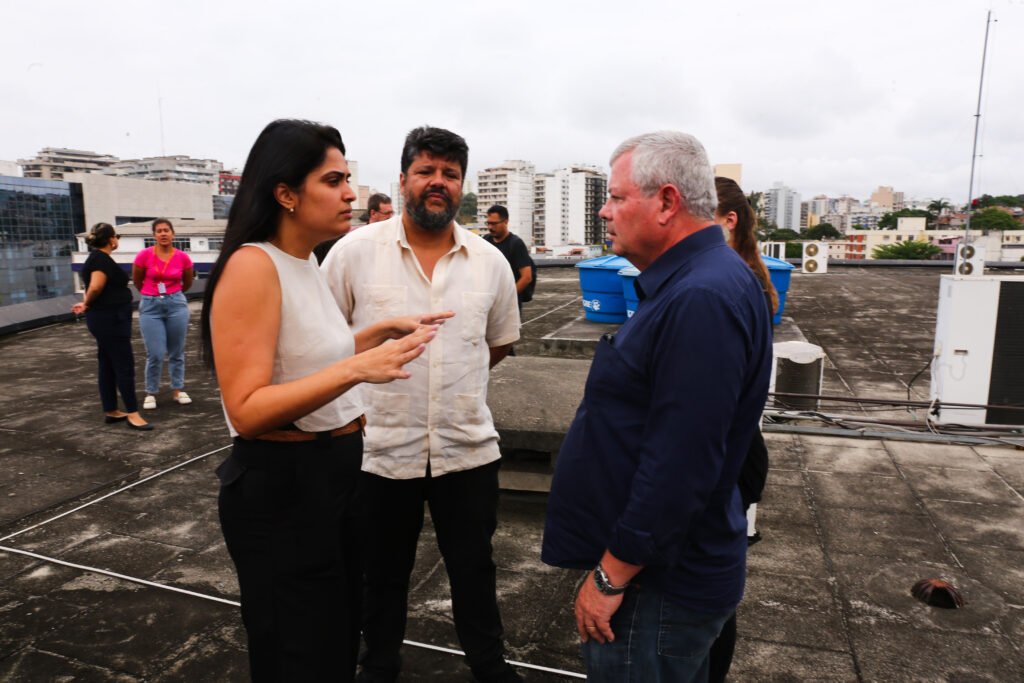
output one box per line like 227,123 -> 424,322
708,177 -> 777,683
72,223 -> 152,430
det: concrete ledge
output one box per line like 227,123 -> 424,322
488,356 -> 591,490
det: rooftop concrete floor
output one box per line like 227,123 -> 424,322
1,267 -> 1023,681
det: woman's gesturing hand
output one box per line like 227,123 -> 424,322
353,324 -> 438,384
388,310 -> 455,339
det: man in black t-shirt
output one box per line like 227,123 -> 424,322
482,204 -> 534,311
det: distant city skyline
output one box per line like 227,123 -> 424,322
3,1 -> 1021,202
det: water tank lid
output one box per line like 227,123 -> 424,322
618,266 -> 640,277
762,255 -> 795,271
576,255 -> 634,270
773,341 -> 825,364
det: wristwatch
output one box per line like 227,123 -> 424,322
592,563 -> 628,596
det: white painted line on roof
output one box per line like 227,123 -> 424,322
522,296 -> 582,326
0,444 -> 232,544
0,543 -> 241,606
0,543 -> 588,680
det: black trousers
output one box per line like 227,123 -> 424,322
359,460 -> 508,681
84,304 -> 139,413
218,432 -> 363,683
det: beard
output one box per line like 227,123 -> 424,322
406,188 -> 458,233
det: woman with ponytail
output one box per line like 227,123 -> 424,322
708,176 -> 776,683
73,223 -> 152,431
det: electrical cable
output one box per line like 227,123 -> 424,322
0,444 -> 232,544
0,543 -> 587,679
0,444 -> 587,679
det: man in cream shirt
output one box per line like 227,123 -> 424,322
321,126 -> 522,683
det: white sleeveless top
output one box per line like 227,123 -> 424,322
223,242 -> 364,436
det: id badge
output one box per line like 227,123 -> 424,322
157,282 -> 167,295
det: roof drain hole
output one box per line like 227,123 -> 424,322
911,578 -> 965,609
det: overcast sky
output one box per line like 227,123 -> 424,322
3,0 -> 1022,203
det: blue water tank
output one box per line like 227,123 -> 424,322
762,255 -> 795,324
576,255 -> 633,323
618,266 -> 640,319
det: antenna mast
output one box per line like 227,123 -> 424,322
962,10 -> 993,256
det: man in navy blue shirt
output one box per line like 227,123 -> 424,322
541,131 -> 772,682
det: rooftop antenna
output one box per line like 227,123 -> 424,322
155,81 -> 165,156
961,10 -> 994,263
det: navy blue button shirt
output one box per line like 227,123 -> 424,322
541,226 -> 772,613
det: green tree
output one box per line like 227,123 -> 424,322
458,192 -> 478,224
768,228 -> 800,241
804,223 -> 841,240
878,208 -> 930,230
872,240 -> 942,260
927,199 -> 951,229
975,194 -> 1022,209
785,242 -> 802,259
970,207 -> 1021,231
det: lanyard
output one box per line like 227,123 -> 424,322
152,247 -> 175,278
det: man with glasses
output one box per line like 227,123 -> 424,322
483,204 -> 534,312
366,192 -> 394,223
313,193 -> 394,263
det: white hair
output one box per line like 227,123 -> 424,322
611,131 -> 718,220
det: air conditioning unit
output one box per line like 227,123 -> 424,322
931,275 -> 1024,425
770,341 -> 825,412
954,242 -> 986,276
760,241 -> 784,260
802,242 -> 828,274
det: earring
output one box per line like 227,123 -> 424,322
288,207 -> 295,214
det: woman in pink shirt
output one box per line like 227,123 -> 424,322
132,218 -> 196,409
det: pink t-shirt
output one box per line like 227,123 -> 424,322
133,247 -> 194,296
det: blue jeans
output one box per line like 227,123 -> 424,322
581,584 -> 733,683
138,292 -> 190,395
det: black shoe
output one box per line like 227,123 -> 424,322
104,414 -> 128,424
747,531 -> 763,547
127,420 -> 154,431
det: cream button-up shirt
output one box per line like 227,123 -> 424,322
321,216 -> 521,480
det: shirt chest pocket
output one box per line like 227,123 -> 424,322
365,285 -> 407,319
460,291 -> 494,344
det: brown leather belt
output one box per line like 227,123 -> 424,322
256,415 -> 366,443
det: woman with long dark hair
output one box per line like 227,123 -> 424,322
72,223 -> 152,431
708,176 -> 777,683
201,119 -> 450,682
133,218 -> 195,409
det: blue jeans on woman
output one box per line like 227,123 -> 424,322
581,584 -> 733,683
138,291 -> 190,395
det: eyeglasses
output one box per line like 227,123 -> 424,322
484,221 -> 506,226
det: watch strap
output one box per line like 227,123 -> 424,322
592,562 -> 628,596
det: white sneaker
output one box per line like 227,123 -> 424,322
143,395 -> 157,410
174,391 -> 192,405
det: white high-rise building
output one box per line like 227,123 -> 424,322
476,161 -> 535,246
18,148 -> 119,180
763,182 -> 802,232
534,165 -> 607,248
390,181 -> 404,217
106,155 -> 222,186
